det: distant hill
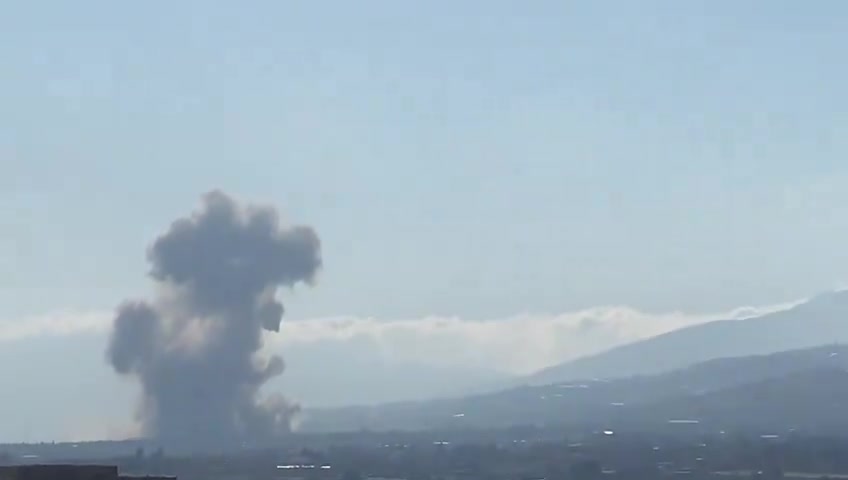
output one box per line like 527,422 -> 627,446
640,343 -> 848,394
633,366 -> 848,434
275,356 -> 509,407
300,343 -> 848,433
527,291 -> 848,385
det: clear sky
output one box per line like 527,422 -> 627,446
2,1 -> 848,442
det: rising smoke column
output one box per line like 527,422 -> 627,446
107,191 -> 321,446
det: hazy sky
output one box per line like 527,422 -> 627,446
2,1 -> 848,442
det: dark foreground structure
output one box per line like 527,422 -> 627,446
0,465 -> 175,480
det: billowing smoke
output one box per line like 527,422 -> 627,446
107,191 -> 321,447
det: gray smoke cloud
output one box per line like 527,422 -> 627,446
107,191 -> 321,447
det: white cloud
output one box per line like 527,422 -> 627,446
0,300 -> 802,376
0,310 -> 110,342
272,300 -> 801,375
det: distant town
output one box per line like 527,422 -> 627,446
3,427 -> 848,480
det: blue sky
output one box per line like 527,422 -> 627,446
2,1 -> 848,441
4,1 -> 848,319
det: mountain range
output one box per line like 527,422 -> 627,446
300,291 -> 848,434
300,344 -> 848,432
527,290 -> 848,384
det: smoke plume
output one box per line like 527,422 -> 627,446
107,191 -> 321,447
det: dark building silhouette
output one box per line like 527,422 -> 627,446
0,465 -> 118,480
0,465 -> 175,480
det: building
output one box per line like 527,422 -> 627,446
0,465 -> 175,480
0,465 -> 118,480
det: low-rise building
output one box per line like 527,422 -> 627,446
0,465 -> 175,480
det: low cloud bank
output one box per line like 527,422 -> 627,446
1,300 -> 800,376
272,301 -> 800,375
0,311 -> 110,342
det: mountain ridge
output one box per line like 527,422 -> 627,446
526,290 -> 848,384
300,342 -> 848,433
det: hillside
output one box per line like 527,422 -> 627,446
300,344 -> 848,433
633,366 -> 848,434
528,291 -> 848,384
